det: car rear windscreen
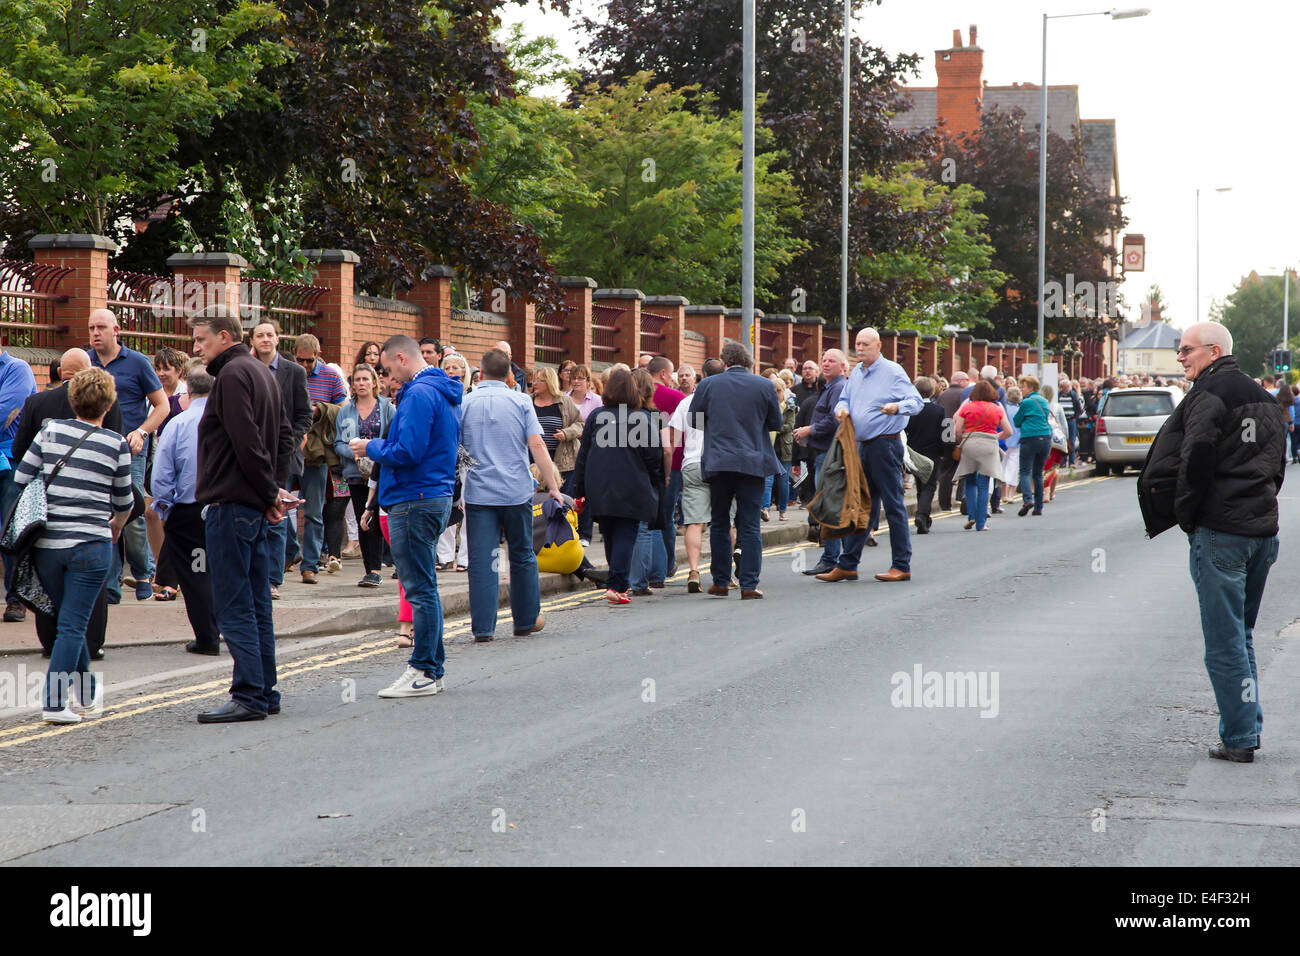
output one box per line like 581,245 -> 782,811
1103,392 -> 1174,417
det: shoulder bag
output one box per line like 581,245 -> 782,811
0,424 -> 96,554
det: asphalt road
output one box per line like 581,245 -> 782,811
3,473 -> 1299,866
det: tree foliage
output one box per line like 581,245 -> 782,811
538,73 -> 806,304
934,107 -> 1127,346
1218,272 -> 1294,375
580,0 -> 939,322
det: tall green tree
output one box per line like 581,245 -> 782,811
541,74 -> 807,305
934,107 -> 1127,346
1217,271 -> 1293,375
856,163 -> 1004,334
579,0 -> 936,320
0,0 -> 288,245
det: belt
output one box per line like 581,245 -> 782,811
860,432 -> 903,445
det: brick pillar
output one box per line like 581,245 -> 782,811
593,289 -> 643,366
971,338 -> 989,370
879,328 -> 899,361
1026,346 -> 1040,372
644,295 -> 689,368
896,329 -> 919,379
685,305 -> 726,359
557,277 -> 595,368
165,251 -> 247,339
937,333 -> 957,379
399,264 -> 455,346
723,308 -> 764,359
796,316 -> 825,363
28,234 -> 117,351
763,313 -> 794,368
298,249 -> 358,362
953,333 -> 974,374
500,292 -> 536,367
919,334 -> 939,378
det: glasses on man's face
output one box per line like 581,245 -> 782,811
1177,344 -> 1213,357
296,356 -> 315,367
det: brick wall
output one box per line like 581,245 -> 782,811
448,308 -> 511,368
351,294 -> 422,363
679,330 -> 707,372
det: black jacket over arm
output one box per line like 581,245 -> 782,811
13,384 -> 123,464
274,355 -> 313,485
905,399 -> 947,461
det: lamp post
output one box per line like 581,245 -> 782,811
1037,8 -> 1149,376
741,0 -> 756,354
840,0 -> 851,354
1195,186 -> 1232,324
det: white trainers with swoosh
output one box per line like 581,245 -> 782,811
378,666 -> 443,698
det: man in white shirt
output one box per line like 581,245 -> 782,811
668,357 -> 725,592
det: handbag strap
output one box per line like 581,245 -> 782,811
42,424 -> 97,489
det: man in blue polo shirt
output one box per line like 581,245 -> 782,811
88,309 -> 169,602
0,343 -> 37,621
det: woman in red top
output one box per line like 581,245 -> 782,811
953,381 -> 1013,531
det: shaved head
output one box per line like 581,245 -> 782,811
59,348 -> 90,381
951,371 -> 970,384
88,308 -> 117,328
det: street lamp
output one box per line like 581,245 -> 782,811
840,0 -> 851,354
1196,186 -> 1232,324
741,0 -> 755,352
1037,8 -> 1149,376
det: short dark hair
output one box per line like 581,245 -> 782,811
188,304 -> 244,343
702,358 -> 726,377
381,334 -> 420,360
154,346 -> 188,372
970,380 -> 999,403
480,348 -> 511,379
646,356 -> 672,377
602,369 -> 639,408
632,367 -> 656,410
186,365 -> 214,397
419,337 -> 439,348
914,376 -> 934,399
720,342 -> 752,369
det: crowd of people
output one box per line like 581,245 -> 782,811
6,304 -> 1296,728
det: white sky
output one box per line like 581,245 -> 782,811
502,0 -> 1299,331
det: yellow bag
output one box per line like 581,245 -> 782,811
537,506 -> 584,574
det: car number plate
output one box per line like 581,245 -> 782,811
1124,436 -> 1152,444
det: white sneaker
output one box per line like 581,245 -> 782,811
377,666 -> 443,698
327,556 -> 342,573
73,677 -> 103,715
41,706 -> 81,724
579,538 -> 591,548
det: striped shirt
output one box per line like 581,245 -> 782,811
305,360 -> 348,404
15,419 -> 133,549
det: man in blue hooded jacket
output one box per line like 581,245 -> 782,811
351,334 -> 462,698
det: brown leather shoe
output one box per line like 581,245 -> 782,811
741,589 -> 764,599
707,585 -> 729,596
513,614 -> 545,637
815,567 -> 858,582
874,568 -> 911,582
301,570 -> 318,584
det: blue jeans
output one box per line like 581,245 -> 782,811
205,502 -> 278,713
599,517 -> 639,593
298,464 -> 328,573
1018,435 -> 1050,512
707,472 -> 764,589
387,497 -> 452,678
35,541 -> 111,710
839,436 -> 911,573
466,502 -> 540,638
1066,418 -> 1078,464
108,452 -> 154,600
771,460 -> 791,512
0,469 -> 20,603
813,451 -> 841,567
1188,528 -> 1277,750
964,473 -> 991,530
660,469 -> 682,574
266,517 -> 287,588
630,520 -> 668,590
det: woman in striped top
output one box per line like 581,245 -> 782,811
15,367 -> 133,723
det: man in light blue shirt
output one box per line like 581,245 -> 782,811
0,345 -> 37,620
826,327 -> 923,582
150,365 -> 220,656
460,348 -> 563,641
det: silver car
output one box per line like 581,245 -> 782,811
1093,386 -> 1183,475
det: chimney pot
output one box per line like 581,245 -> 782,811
952,29 -> 962,48
970,25 -> 978,47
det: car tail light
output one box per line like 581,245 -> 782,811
1096,418 -> 1107,436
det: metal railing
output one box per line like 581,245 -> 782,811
0,259 -> 70,350
592,304 -> 621,361
534,306 -> 569,364
758,326 -> 778,365
791,328 -> 811,363
640,310 -> 668,358
106,271 -> 200,353
241,278 -> 327,349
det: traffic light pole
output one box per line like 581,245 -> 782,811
1284,267 -> 1290,365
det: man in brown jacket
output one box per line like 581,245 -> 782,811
192,305 -> 294,723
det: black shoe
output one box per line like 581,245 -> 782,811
648,580 -> 665,589
267,702 -> 281,716
802,563 -> 836,576
197,700 -> 266,723
1208,743 -> 1253,763
630,587 -> 652,596
185,641 -> 220,656
915,521 -> 929,535
990,507 -> 1004,514
1031,509 -> 1042,516
866,536 -> 878,547
3,600 -> 25,622
89,647 -> 105,661
1018,502 -> 1032,516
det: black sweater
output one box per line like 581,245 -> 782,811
197,344 -> 293,511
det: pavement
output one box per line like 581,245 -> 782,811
3,467 -> 1300,865
0,462 -> 1098,656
